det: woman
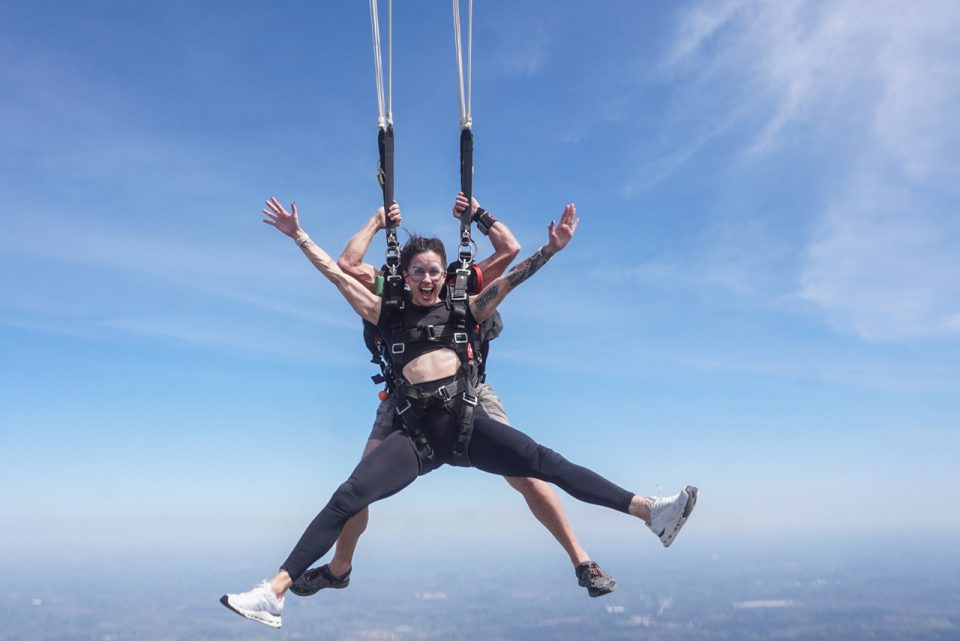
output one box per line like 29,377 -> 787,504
220,197 -> 698,629
292,194 -> 618,599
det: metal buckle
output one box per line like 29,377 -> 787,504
424,325 -> 438,340
453,332 -> 469,344
396,400 -> 412,415
462,393 -> 478,407
391,343 -> 405,354
437,385 -> 451,402
459,240 -> 475,262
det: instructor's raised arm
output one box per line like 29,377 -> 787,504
451,193 -> 521,281
262,196 -> 382,324
337,203 -> 402,293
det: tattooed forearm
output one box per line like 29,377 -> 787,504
473,283 -> 500,311
505,247 -> 551,289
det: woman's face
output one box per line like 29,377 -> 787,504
404,250 -> 445,306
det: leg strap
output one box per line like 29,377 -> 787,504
451,374 -> 478,467
395,390 -> 433,472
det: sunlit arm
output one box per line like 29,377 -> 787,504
337,203 -> 402,294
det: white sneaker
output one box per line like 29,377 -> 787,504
220,580 -> 283,628
647,485 -> 698,548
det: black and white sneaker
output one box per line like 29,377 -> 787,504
575,561 -> 617,597
289,564 -> 351,597
648,485 -> 698,547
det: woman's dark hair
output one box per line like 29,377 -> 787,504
399,235 -> 447,273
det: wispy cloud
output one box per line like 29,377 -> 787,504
797,173 -> 960,340
661,0 -> 960,340
661,0 -> 749,73
621,119 -> 733,195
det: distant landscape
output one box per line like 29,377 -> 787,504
4,538 -> 957,641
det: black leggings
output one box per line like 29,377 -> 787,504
280,405 -> 634,580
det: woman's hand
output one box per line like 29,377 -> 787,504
262,196 -> 301,238
452,192 -> 480,219
374,202 -> 402,230
545,203 -> 580,255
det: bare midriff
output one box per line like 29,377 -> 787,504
401,348 -> 460,385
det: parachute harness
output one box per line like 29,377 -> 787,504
368,0 -> 483,469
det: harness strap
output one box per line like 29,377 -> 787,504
396,374 -> 477,468
393,323 -> 469,346
398,377 -> 471,404
394,394 -> 434,470
451,370 -> 477,467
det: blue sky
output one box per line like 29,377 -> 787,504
1,0 -> 959,567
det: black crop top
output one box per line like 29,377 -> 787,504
377,297 -> 478,372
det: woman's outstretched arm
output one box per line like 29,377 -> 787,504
262,196 -> 382,324
469,203 -> 580,322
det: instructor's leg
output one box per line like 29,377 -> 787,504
504,476 -> 590,566
477,384 -> 591,567
328,437 -> 382,576
326,395 -> 398,577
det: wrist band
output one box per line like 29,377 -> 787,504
471,207 -> 498,235
295,233 -> 313,248
538,246 -> 553,262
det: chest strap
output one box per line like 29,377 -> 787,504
390,324 -> 469,356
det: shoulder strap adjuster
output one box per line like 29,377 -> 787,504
462,393 -> 478,407
396,400 -> 412,415
453,332 -> 469,344
391,343 -> 405,354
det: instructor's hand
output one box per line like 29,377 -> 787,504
452,192 -> 480,219
374,202 -> 402,230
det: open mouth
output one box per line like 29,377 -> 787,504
418,284 -> 436,298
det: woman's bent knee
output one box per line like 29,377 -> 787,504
327,479 -> 368,520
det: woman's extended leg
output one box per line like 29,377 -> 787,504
220,430 -> 422,628
466,416 -> 634,511
465,416 -> 697,545
279,430 -> 422,581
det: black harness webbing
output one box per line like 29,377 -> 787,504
377,123 -> 434,464
374,120 -> 483,469
378,125 -> 405,313
447,125 -> 478,467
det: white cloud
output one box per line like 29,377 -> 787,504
664,0 -> 960,340
663,0 -> 749,72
